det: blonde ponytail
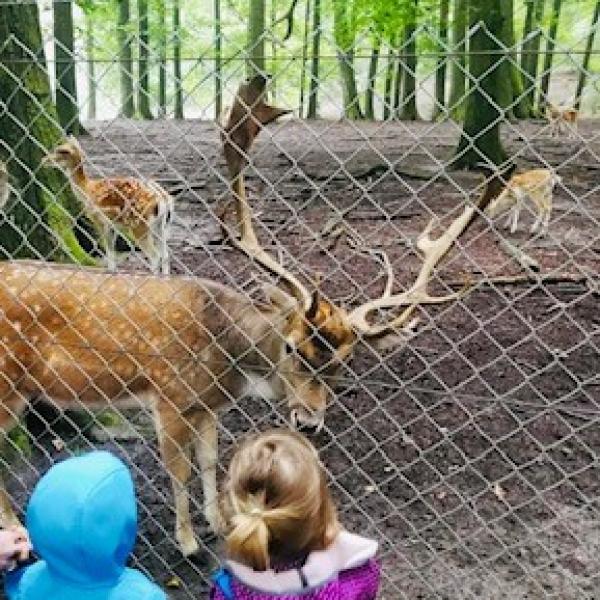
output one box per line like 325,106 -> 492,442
226,503 -> 270,570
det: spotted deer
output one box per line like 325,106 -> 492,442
42,136 -> 174,274
485,168 -> 561,236
0,80 -> 500,558
546,102 -> 579,138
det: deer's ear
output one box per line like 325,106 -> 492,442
262,282 -> 298,313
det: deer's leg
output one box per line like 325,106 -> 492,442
155,407 -> 198,556
102,223 -> 118,272
193,411 -> 220,534
137,232 -> 160,275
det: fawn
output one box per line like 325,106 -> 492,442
485,168 -> 561,236
546,103 -> 579,138
42,136 -> 174,274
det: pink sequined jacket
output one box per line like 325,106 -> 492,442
210,531 -> 380,600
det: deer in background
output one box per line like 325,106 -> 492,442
485,168 -> 561,236
546,102 -> 579,138
42,136 -> 174,274
0,78 -> 501,558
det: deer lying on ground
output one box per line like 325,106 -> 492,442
485,168 -> 561,236
42,136 -> 174,274
546,102 -> 579,138
0,82 -> 501,558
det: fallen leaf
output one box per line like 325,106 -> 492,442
165,577 -> 181,589
51,438 -> 65,452
364,485 -> 376,495
494,482 -> 507,502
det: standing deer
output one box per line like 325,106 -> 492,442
545,102 -> 579,138
42,136 -> 174,274
0,80 -> 497,559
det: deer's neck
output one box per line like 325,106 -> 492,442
67,164 -> 88,191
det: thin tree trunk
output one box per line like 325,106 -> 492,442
454,1 -> 507,168
173,0 -> 183,118
506,0 -> 528,118
383,37 -> 395,120
158,0 -> 167,117
522,0 -> 544,114
138,0 -> 153,119
333,0 -> 362,119
434,0 -> 449,119
306,0 -> 321,118
85,13 -> 96,120
448,0 -> 467,119
574,0 -> 600,111
247,0 -> 266,76
0,2 -> 93,263
53,0 -> 81,134
270,0 -> 277,99
364,37 -> 381,120
215,0 -> 222,119
299,0 -> 311,118
399,0 -> 418,120
539,0 -> 563,109
393,48 -> 402,116
496,0 -> 514,119
117,0 -> 135,117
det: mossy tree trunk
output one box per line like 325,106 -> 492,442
383,37 -> 395,120
299,0 -> 311,118
448,0 -> 467,119
138,0 -> 153,119
454,1 -> 507,168
117,0 -> 135,117
53,0 -> 82,134
0,2 -> 95,263
306,0 -> 321,118
157,0 -> 167,117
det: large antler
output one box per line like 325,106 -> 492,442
221,75 -> 311,309
347,168 -> 510,338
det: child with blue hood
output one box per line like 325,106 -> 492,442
4,451 -> 167,600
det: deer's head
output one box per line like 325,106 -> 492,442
221,78 -> 497,432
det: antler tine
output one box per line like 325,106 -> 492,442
346,229 -> 393,298
348,198 -> 481,337
225,173 -> 312,310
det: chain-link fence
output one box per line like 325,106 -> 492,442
0,0 -> 600,598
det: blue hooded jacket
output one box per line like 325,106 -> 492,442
5,451 -> 166,600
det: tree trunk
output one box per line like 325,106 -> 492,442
393,48 -> 402,116
383,38 -> 395,120
158,0 -> 167,117
306,0 -> 321,118
539,0 -> 563,109
117,0 -> 135,117
522,0 -> 544,114
504,0 -> 528,118
85,12 -> 96,120
574,0 -> 600,111
364,37 -> 380,120
448,0 -> 467,119
434,0 -> 449,119
247,0 -> 266,76
53,0 -> 81,134
454,1 -> 507,168
214,0 -> 222,119
399,0 -> 419,120
333,0 -> 362,119
299,0 -> 311,118
173,0 -> 183,118
496,0 -> 514,119
0,2 -> 94,263
138,0 -> 153,119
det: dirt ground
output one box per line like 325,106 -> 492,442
4,118 -> 600,599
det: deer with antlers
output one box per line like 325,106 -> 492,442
42,136 -> 174,274
0,78 -> 499,559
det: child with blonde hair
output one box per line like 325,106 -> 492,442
211,429 -> 380,599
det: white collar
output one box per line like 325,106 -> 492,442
225,530 -> 378,594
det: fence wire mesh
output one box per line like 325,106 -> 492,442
0,1 -> 599,598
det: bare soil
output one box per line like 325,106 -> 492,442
4,118 -> 600,599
